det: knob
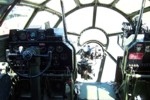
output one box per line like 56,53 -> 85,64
22,47 -> 36,60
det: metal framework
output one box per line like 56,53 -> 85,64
1,0 -> 150,35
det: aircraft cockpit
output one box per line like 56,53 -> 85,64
0,0 -> 150,100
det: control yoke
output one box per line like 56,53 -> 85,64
6,46 -> 52,78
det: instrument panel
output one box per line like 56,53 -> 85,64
7,28 -> 75,76
9,29 -> 63,42
127,41 -> 150,73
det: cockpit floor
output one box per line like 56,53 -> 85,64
76,82 -> 116,100
75,55 -> 117,100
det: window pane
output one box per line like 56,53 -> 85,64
29,11 -> 59,28
101,36 -> 123,82
116,0 -> 150,14
143,12 -> 150,28
58,7 -> 93,34
98,0 -> 114,4
47,0 -> 76,13
61,0 -> 76,13
79,29 -> 107,45
80,0 -> 94,4
46,0 -> 61,13
1,5 -> 33,35
96,7 -> 128,34
68,34 -> 79,50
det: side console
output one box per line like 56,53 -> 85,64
116,19 -> 150,100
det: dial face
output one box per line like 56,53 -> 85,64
11,31 -> 18,41
27,31 -> 37,40
135,44 -> 143,52
38,32 -> 45,40
12,35 -> 18,41
19,31 -> 27,40
30,31 -> 36,40
56,46 -> 63,53
145,46 -> 150,52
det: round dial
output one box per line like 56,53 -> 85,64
12,35 -> 18,41
39,32 -> 45,40
30,32 -> 36,40
56,46 -> 63,53
19,32 -> 27,40
145,46 -> 150,52
27,31 -> 37,40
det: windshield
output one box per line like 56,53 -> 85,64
0,5 -> 34,35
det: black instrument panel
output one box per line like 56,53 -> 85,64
9,29 -> 63,42
8,28 -> 75,75
127,41 -> 150,73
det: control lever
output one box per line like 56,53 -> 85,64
18,46 -> 23,53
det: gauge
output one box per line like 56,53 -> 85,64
27,31 -> 37,40
19,31 -> 27,41
10,30 -> 18,41
30,31 -> 36,39
135,44 -> 143,52
39,32 -> 45,40
12,35 -> 18,41
56,46 -> 63,53
145,46 -> 150,52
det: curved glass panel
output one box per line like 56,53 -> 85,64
101,36 -> 124,82
61,0 -> 76,13
58,7 -> 93,34
116,0 -> 150,14
98,0 -> 114,4
46,0 -> 61,13
47,0 -> 76,13
96,7 -> 128,34
79,29 -> 107,45
80,0 -> 94,4
1,5 -> 33,35
67,34 -> 79,50
29,11 -> 59,28
143,12 -> 150,27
